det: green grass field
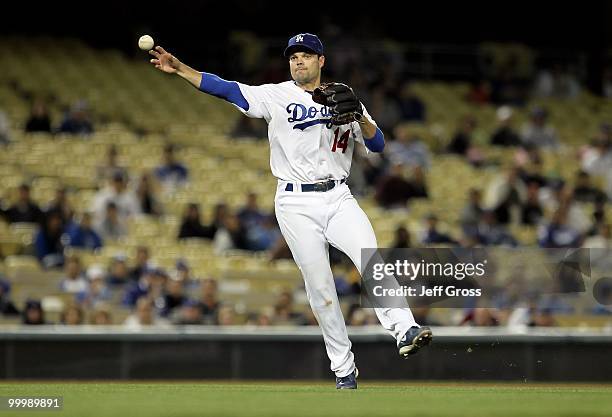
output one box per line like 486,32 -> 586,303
0,382 -> 611,417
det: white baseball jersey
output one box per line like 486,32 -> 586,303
235,81 -> 375,182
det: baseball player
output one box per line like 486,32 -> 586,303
149,33 -> 432,389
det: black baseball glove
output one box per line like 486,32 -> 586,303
312,82 -> 364,126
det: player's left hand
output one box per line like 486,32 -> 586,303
312,82 -> 364,126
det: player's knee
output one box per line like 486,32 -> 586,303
306,285 -> 337,309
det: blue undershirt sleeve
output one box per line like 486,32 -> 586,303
198,72 -> 249,111
364,127 -> 385,153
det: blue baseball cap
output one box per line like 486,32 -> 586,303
284,33 -> 324,57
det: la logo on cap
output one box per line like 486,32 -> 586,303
296,34 -> 304,42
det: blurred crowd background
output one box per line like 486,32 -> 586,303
1,2 -> 612,330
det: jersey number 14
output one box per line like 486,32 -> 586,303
331,128 -> 350,154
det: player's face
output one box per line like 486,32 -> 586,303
289,51 -> 324,85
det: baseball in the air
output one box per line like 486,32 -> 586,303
138,35 -> 154,51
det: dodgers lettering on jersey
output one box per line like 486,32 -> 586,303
234,81 -> 376,183
286,103 -> 331,130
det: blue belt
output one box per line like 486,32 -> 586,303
285,178 -> 346,192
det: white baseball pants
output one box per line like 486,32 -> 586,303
274,180 -> 418,377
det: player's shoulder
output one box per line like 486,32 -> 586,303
251,81 -> 300,100
244,80 -> 293,89
239,80 -> 294,96
260,80 -> 295,92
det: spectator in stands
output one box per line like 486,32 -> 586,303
91,170 -> 140,226
123,267 -> 167,308
160,278 -> 186,318
538,207 -> 583,248
77,265 -> 112,308
521,182 -> 544,226
375,163 -> 428,209
90,305 -> 113,325
540,182 -> 591,235
391,225 -> 412,248
107,254 -> 130,285
386,124 -> 431,169
272,290 -> 305,325
59,255 -> 88,294
395,82 -> 425,122
237,193 -> 268,250
0,279 -> 19,316
173,259 -> 199,290
199,278 -> 220,324
174,299 -> 204,325
154,144 -> 188,190
447,116 -> 477,156
237,192 -> 266,232
246,214 -> 282,252
583,223 -> 612,249
25,99 -> 52,133
490,106 -> 521,147
484,165 -> 527,225
128,246 -> 151,282
34,210 -> 65,268
124,297 -> 168,329
213,213 -> 249,253
520,107 -> 560,149
60,304 -> 84,325
3,183 -> 44,224
460,188 -> 484,236
211,202 -> 231,228
217,304 -> 237,326
95,201 -> 127,241
421,214 -> 458,245
58,100 -> 93,135
44,187 -> 74,227
0,109 -> 10,145
237,193 -> 280,251
135,172 -> 162,216
572,170 -> 607,203
96,145 -> 127,184
22,299 -> 45,325
475,210 -> 518,247
178,203 -> 216,240
581,126 -> 612,200
248,307 -> 274,326
66,212 -> 103,250
331,264 -> 355,297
